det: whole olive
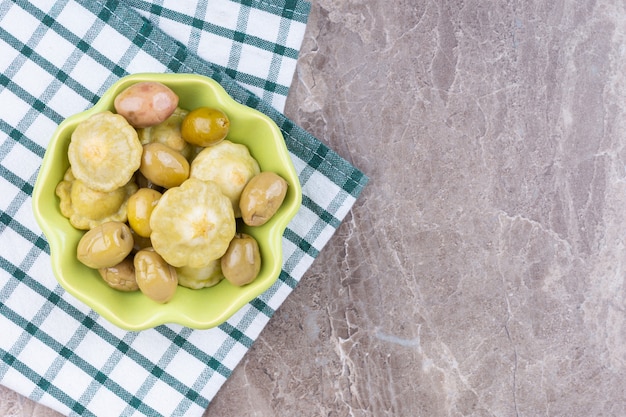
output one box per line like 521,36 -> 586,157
98,258 -> 138,292
76,221 -> 134,269
239,172 -> 288,226
114,81 -> 179,128
181,107 -> 230,147
139,142 -> 190,188
221,233 -> 261,286
134,248 -> 178,303
127,188 -> 162,238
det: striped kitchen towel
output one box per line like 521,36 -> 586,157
0,1 -> 367,416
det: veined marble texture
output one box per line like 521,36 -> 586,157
4,0 -> 626,416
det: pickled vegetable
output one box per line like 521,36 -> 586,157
127,188 -> 162,238
76,222 -> 134,269
176,259 -> 223,289
59,90 -> 288,302
68,111 -> 142,192
114,81 -> 179,128
134,248 -> 178,303
190,140 -> 260,217
221,233 -> 261,286
139,142 -> 190,189
181,106 -> 230,147
239,171 -> 288,226
149,178 -> 236,268
56,168 -> 137,230
98,258 -> 138,292
137,107 -> 194,160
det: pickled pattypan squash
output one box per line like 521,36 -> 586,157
55,168 -> 137,230
189,140 -> 260,217
149,178 -> 236,268
68,111 -> 142,192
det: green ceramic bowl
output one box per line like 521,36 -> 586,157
32,73 -> 302,331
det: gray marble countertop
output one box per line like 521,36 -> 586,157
4,0 -> 626,415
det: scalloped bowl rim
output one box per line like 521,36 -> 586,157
32,73 -> 302,331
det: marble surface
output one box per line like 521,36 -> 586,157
4,0 -> 626,415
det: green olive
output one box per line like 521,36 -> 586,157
181,107 -> 230,147
221,233 -> 261,286
76,221 -> 134,269
113,81 -> 179,128
139,142 -> 189,188
98,258 -> 138,292
127,188 -> 162,238
134,248 -> 178,303
239,172 -> 288,226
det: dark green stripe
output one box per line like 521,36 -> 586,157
0,163 -> 34,196
344,167 -> 368,195
0,302 -> 164,416
0,259 -> 210,410
125,0 -> 303,58
17,1 -> 127,94
217,322 -> 254,349
0,34 -> 95,116
118,1 -> 293,96
0,349 -> 93,417
301,195 -> 342,228
128,0 -> 310,23
249,298 -> 274,317
156,326 -> 232,380
254,0 -> 310,23
277,270 -> 298,289
283,227 -> 320,259
0,71 -> 64,127
0,208 -> 49,255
